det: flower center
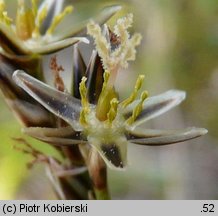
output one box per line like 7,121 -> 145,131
79,70 -> 148,129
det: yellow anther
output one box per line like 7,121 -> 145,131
31,0 -> 38,19
96,71 -> 118,121
16,0 -> 35,40
102,70 -> 110,92
126,90 -> 148,125
80,77 -> 89,108
32,5 -> 48,38
0,0 -> 5,12
80,109 -> 89,127
46,6 -> 73,35
121,75 -> 145,108
2,11 -> 12,25
79,77 -> 90,126
0,0 -> 12,25
107,98 -> 119,124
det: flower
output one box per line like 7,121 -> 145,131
0,0 -> 121,126
12,14 -> 207,170
0,0 -> 121,58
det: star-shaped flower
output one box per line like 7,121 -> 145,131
12,14 -> 207,170
0,0 -> 121,126
0,0 -> 121,58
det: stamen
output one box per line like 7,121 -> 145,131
32,5 -> 48,38
126,91 -> 148,125
2,11 -> 12,25
101,71 -> 110,93
121,75 -> 145,108
79,77 -> 90,126
16,0 -> 35,40
0,0 -> 12,25
0,0 -> 5,12
95,71 -> 117,121
0,0 -> 5,19
107,98 -> 119,124
31,0 -> 38,19
46,6 -> 73,35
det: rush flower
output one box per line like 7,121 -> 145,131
0,0 -> 121,126
0,0 -> 121,58
12,14 -> 207,171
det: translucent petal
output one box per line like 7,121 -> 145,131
31,37 -> 89,54
39,0 -> 64,34
127,127 -> 180,138
129,127 -> 208,145
6,99 -> 52,127
93,5 -> 122,31
23,126 -> 77,138
13,70 -> 82,131
88,136 -> 127,170
85,50 -> 104,104
124,90 -> 186,128
23,127 -> 87,146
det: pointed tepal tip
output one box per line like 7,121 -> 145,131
13,70 -> 36,93
78,37 -> 90,44
189,127 -> 208,137
106,5 -> 122,17
102,4 -> 122,12
99,4 -> 122,21
111,5 -> 122,12
166,89 -> 186,107
13,70 -> 26,87
196,128 -> 208,136
171,89 -> 186,101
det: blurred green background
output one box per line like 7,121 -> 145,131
0,0 -> 218,199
